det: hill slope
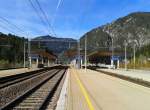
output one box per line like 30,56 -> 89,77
80,12 -> 150,53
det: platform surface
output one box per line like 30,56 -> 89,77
0,68 -> 39,78
98,68 -> 150,82
66,68 -> 150,110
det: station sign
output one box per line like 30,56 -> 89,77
111,56 -> 120,60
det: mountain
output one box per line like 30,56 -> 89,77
80,12 -> 150,54
33,35 -> 76,42
32,35 -> 77,54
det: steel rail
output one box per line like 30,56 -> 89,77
1,69 -> 64,110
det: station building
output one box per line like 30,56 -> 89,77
88,50 -> 125,68
30,49 -> 57,68
64,48 -> 127,69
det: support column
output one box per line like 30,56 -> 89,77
117,60 -> 120,69
36,58 -> 39,67
48,59 -> 50,67
81,58 -> 83,69
111,59 -> 114,68
29,57 -> 32,68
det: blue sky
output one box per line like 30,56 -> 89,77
0,0 -> 150,39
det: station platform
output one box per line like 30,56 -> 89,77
59,67 -> 150,110
97,68 -> 150,82
0,68 -> 39,78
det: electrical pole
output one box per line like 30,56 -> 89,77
24,40 -> 26,68
125,41 -> 127,71
111,37 -> 114,68
79,40 -> 82,69
133,44 -> 136,70
78,40 -> 80,69
85,35 -> 87,71
28,38 -> 31,68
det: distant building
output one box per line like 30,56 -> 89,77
30,49 -> 57,68
88,50 -> 126,68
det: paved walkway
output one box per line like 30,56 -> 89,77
66,68 -> 91,110
65,68 -> 150,110
98,68 -> 150,82
0,68 -> 39,78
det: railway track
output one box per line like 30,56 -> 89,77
0,66 -> 68,110
0,66 -> 58,89
0,70 -> 48,89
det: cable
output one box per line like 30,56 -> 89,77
51,0 -> 64,37
0,16 -> 26,36
28,0 -> 64,37
0,23 -> 17,35
34,0 -> 57,37
51,0 -> 63,26
28,0 -> 51,35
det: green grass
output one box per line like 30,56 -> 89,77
0,60 -> 23,70
120,60 -> 150,70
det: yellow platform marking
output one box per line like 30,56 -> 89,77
71,68 -> 95,110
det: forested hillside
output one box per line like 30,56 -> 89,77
0,33 -> 26,69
